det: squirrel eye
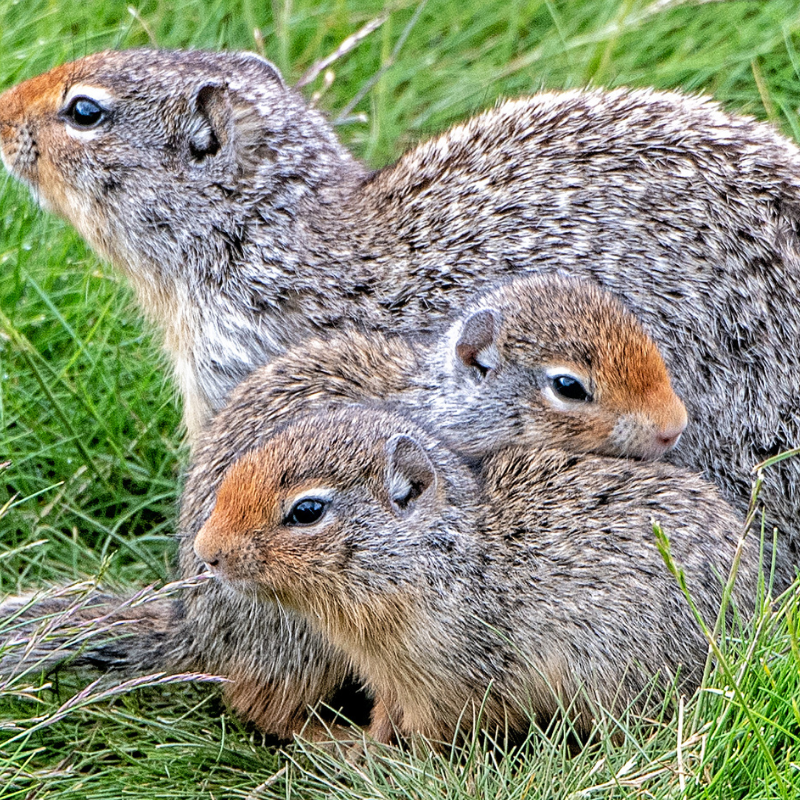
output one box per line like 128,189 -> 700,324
284,498 -> 328,527
63,97 -> 106,129
551,375 -> 593,402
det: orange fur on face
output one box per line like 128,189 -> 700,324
597,331 -> 688,436
485,276 -> 688,460
194,440 -> 352,612
0,60 -> 81,116
0,64 -> 70,182
194,451 -> 281,571
0,55 -> 105,184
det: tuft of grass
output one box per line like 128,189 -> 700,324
2,584 -> 800,798
2,0 -> 800,796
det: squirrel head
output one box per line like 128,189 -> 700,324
193,406 -> 477,643
433,275 -> 687,460
0,49 -> 357,289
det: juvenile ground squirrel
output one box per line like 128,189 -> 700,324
200,274 -> 688,465
1,49 -> 799,546
426,275 -> 687,459
195,405 -> 759,744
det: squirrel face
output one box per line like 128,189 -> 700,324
0,49 -> 366,439
432,275 -> 688,460
193,406 -> 487,741
193,407 -> 475,642
0,49 -> 347,285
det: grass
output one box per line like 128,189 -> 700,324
1,0 -> 800,795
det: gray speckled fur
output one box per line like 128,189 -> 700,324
195,407 -> 761,743
1,50 -> 799,736
1,50 -> 798,550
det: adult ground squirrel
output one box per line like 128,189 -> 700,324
194,405 -> 759,744
1,49 -> 799,546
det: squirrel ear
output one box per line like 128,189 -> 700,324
234,51 -> 286,87
455,308 -> 502,377
385,434 -> 436,517
187,83 -> 231,161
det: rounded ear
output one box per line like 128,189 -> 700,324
187,83 -> 230,161
384,435 -> 436,517
455,308 -> 502,377
235,51 -> 286,87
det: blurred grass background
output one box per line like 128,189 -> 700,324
1,0 -> 800,796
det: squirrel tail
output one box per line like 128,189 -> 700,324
0,578 -> 202,682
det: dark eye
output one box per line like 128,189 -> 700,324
63,97 -> 106,129
284,498 -> 327,527
552,375 -> 592,402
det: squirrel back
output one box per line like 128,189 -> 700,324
194,405 -> 760,744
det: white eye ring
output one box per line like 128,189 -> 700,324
61,86 -> 115,140
63,85 -> 115,107
282,488 -> 335,529
542,367 -> 593,410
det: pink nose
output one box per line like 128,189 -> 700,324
656,421 -> 687,451
194,526 -> 225,572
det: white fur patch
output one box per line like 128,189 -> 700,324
64,84 -> 116,107
64,126 -> 104,142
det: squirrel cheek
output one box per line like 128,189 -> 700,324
0,123 -> 37,185
20,134 -> 85,217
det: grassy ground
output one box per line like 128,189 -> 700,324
2,0 -> 800,796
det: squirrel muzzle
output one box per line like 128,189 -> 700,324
0,62 -> 73,185
193,520 -> 227,575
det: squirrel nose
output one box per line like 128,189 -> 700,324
194,547 -> 224,574
194,524 -> 226,573
657,431 -> 681,450
196,549 -> 227,576
656,419 -> 687,452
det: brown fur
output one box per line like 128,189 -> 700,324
195,405 -> 760,744
1,50 -> 798,738
169,274 -> 689,734
427,275 -> 687,459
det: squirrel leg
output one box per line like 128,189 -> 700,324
222,659 -> 366,740
367,695 -> 400,745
